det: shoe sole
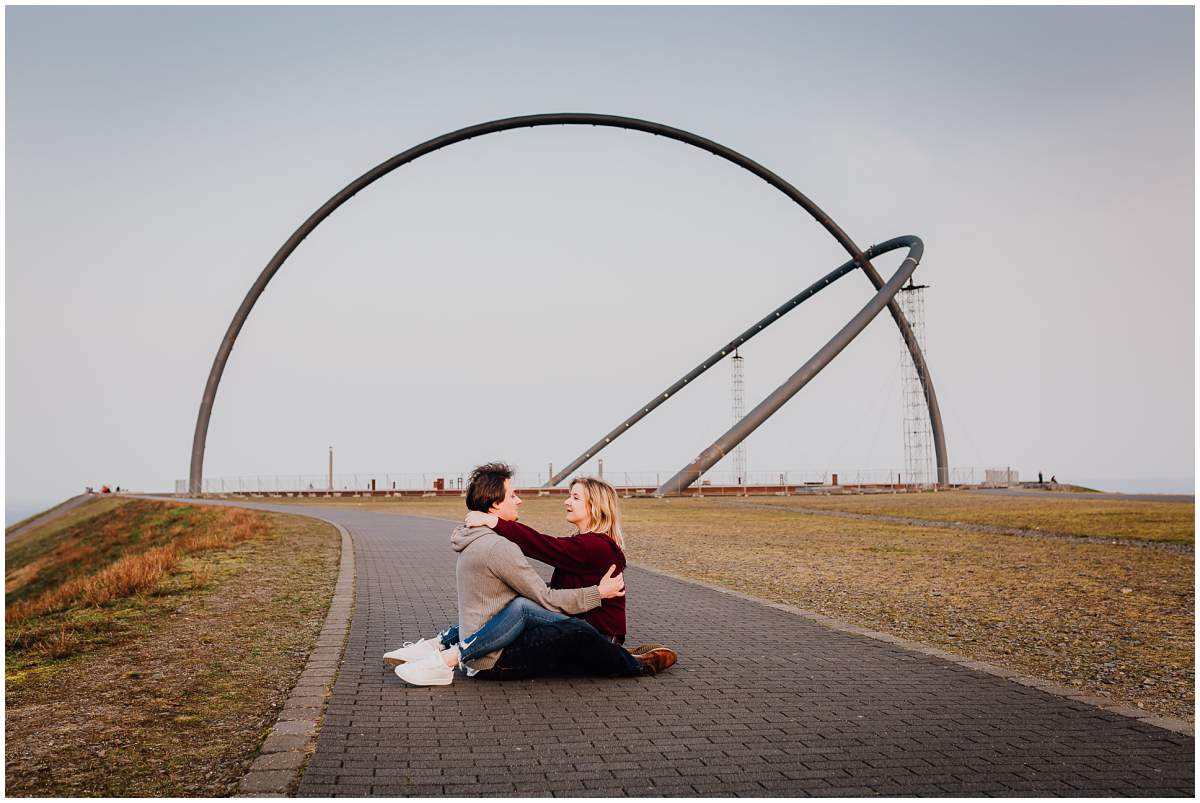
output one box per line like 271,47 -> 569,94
630,642 -> 665,656
395,666 -> 453,686
383,649 -> 439,667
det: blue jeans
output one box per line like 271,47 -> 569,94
438,597 -> 569,663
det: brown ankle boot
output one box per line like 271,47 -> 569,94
629,642 -> 665,656
635,647 -> 678,675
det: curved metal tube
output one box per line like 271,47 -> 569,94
189,113 -> 947,495
656,235 -> 924,495
547,257 -> 861,486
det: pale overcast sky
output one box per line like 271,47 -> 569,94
5,6 -> 1195,520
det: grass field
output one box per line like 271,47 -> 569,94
264,490 -> 1194,722
5,498 -> 340,796
739,491 -> 1195,543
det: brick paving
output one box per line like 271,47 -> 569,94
226,502 -> 1194,796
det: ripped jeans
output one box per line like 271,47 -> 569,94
438,596 -> 570,663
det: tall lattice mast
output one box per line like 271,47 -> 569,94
898,282 -> 934,487
730,350 -> 747,485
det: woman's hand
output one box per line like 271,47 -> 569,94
597,564 -> 626,599
464,510 -> 498,529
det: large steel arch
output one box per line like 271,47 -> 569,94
188,113 -> 947,496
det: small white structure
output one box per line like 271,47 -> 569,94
984,468 -> 1019,487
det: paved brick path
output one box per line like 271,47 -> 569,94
230,503 -> 1193,796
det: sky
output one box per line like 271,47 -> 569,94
5,5 -> 1195,521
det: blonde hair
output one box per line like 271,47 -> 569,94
570,476 -> 625,551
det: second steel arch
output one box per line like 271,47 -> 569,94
188,113 -> 948,496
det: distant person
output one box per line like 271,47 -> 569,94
1050,475 -> 1057,484
1038,472 -> 1044,484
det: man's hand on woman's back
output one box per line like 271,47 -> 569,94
598,564 -> 626,599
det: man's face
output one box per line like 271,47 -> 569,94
490,478 -> 522,521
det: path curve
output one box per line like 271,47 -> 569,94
194,498 -> 1192,796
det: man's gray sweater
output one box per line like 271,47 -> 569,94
450,524 -> 602,671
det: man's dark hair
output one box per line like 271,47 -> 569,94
466,462 -> 514,513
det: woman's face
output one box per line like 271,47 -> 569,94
564,483 -> 590,530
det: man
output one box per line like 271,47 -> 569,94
391,462 -> 676,683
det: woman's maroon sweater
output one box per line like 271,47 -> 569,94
492,518 -> 627,639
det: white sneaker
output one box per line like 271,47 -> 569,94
395,653 -> 454,686
383,638 -> 441,667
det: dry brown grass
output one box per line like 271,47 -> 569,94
264,493 -> 1194,722
8,546 -> 181,623
80,544 -> 181,606
5,497 -> 127,593
5,504 -> 340,796
741,490 -> 1195,543
35,624 -> 84,660
6,503 -> 271,638
179,507 -> 267,552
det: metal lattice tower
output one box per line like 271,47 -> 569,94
730,351 -> 747,485
898,283 -> 934,487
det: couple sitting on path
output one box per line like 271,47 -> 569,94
384,462 -> 679,685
